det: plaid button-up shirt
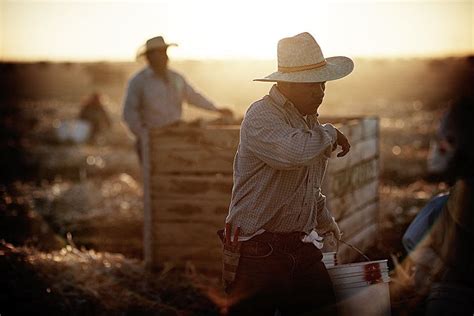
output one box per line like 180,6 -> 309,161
123,67 -> 217,136
226,85 -> 338,238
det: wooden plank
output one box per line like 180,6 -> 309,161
327,138 -> 378,173
150,125 -> 240,150
334,119 -> 364,144
338,202 -> 378,240
361,117 -> 379,140
151,174 -> 233,200
327,117 -> 378,143
152,199 -> 230,222
338,223 -> 378,264
346,120 -> 364,144
328,180 -> 379,220
151,147 -> 236,174
149,125 -> 239,174
326,159 -> 379,199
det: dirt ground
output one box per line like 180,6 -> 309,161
0,98 -> 446,315
1,57 -> 472,315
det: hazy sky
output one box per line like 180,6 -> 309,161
1,0 -> 473,61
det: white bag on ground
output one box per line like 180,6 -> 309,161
56,119 -> 92,144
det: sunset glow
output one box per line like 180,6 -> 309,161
1,0 -> 473,61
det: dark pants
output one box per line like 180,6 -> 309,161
226,232 -> 338,316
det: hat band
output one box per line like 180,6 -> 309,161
278,60 -> 327,73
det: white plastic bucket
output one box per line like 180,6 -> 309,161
322,252 -> 337,268
327,260 -> 391,316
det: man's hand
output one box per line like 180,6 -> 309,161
217,107 -> 234,117
327,219 -> 342,240
335,128 -> 351,157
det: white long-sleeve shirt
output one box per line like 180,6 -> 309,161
226,84 -> 338,237
123,67 -> 217,136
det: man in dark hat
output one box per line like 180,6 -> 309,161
123,36 -> 232,161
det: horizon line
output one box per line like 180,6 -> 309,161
2,52 -> 473,64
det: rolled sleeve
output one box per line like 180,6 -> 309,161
183,77 -> 217,111
322,123 -> 337,145
243,108 -> 334,170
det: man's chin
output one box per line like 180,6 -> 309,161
310,105 -> 321,115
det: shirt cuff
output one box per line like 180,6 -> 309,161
322,123 -> 337,144
316,206 -> 335,231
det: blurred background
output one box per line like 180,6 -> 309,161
1,0 -> 473,314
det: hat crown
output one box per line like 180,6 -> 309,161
146,36 -> 167,50
254,32 -> 353,83
277,32 -> 325,68
137,36 -> 177,57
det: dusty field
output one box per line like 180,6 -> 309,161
1,57 -> 472,314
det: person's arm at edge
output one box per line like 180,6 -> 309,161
182,75 -> 233,115
123,77 -> 145,137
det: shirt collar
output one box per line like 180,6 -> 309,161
144,66 -> 155,76
269,84 -> 289,108
144,66 -> 171,80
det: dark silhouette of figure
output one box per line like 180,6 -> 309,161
399,97 -> 474,315
78,92 -> 111,142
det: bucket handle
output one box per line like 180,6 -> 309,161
322,233 -> 372,261
337,238 -> 371,262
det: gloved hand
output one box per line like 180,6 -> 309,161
325,218 -> 342,240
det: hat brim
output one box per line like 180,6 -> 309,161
136,43 -> 178,57
253,56 -> 354,83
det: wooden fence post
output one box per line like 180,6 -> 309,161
141,129 -> 154,270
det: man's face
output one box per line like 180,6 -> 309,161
280,82 -> 326,116
146,48 -> 168,74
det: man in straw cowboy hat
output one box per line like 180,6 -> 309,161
123,36 -> 232,161
221,32 -> 353,315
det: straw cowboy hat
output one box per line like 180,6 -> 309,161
254,32 -> 354,83
136,36 -> 177,57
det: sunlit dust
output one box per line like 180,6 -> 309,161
2,0 -> 472,61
